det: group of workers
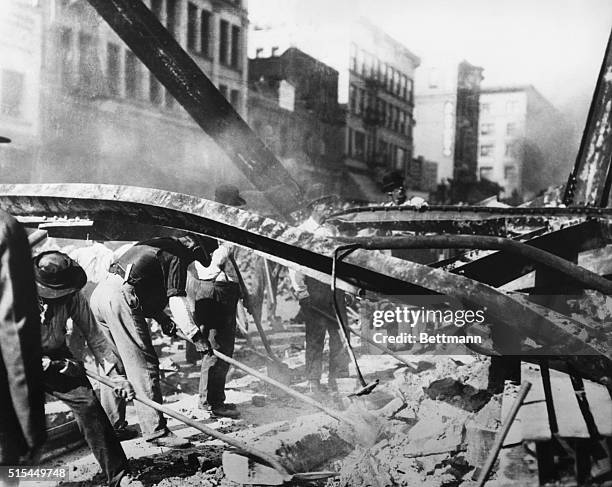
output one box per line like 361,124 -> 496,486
0,183 -> 358,487
0,172 -> 419,486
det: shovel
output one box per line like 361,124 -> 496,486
85,369 -> 337,485
175,331 -> 382,445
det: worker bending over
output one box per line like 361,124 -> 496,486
91,235 -> 211,448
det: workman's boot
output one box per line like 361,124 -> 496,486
119,475 -> 144,487
148,431 -> 191,448
209,404 -> 240,419
114,424 -> 139,442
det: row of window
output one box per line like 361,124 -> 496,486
180,1 -> 242,69
481,99 -> 521,115
479,142 -> 518,158
347,127 -> 408,169
349,85 -> 411,136
349,44 -> 413,102
58,26 -> 242,111
480,165 -> 517,182
480,122 -> 518,136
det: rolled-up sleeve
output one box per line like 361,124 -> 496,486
0,214 -> 46,453
69,291 -> 123,375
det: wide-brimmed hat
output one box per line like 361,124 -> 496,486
215,184 -> 246,207
33,251 -> 87,299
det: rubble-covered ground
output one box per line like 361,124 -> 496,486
35,240 -> 611,487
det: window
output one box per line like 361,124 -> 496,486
0,70 -> 24,118
219,84 -> 228,98
506,122 -> 517,136
349,84 -> 356,113
124,50 -> 138,99
230,89 -> 240,108
480,144 -> 494,157
504,165 -> 517,181
59,27 -> 73,82
187,2 -> 198,51
231,25 -> 240,68
201,11 -> 211,57
78,32 -> 95,88
354,131 -> 365,159
166,0 -> 177,37
480,123 -> 493,135
150,77 -> 162,105
106,43 -> 120,96
358,88 -> 365,114
506,100 -> 519,114
505,142 -> 515,157
480,102 -> 490,114
347,128 -> 353,157
219,20 -> 229,64
407,78 -> 413,102
480,167 -> 493,181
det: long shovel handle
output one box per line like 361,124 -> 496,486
174,331 -> 355,428
309,306 -> 418,371
211,350 -> 358,429
84,368 -> 291,480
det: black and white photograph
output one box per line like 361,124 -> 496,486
0,0 -> 611,485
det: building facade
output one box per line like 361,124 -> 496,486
413,60 -> 484,185
247,47 -> 345,196
477,85 -> 574,200
250,18 -> 420,202
0,0 -> 251,202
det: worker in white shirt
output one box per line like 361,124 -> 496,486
190,185 -> 249,419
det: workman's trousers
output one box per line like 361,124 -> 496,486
301,304 -> 350,381
43,348 -> 127,487
194,281 -> 240,408
90,274 -> 168,441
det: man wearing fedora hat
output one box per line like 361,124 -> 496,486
90,235 -> 213,447
33,251 -> 139,487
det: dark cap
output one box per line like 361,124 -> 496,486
215,184 -> 246,207
381,170 -> 404,192
0,136 -> 11,144
33,251 -> 87,299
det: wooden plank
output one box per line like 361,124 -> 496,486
584,380 -> 612,436
517,364 -> 552,442
501,382 -> 523,446
549,369 -> 589,438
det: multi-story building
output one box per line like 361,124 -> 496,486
250,18 -> 420,202
0,0 -> 44,182
247,47 -> 345,195
0,0 -> 250,200
477,85 -> 574,200
413,60 -> 484,185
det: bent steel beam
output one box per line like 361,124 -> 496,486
0,184 -> 610,375
337,235 -> 612,294
84,0 -> 303,219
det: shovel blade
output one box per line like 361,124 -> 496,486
222,451 -> 286,485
